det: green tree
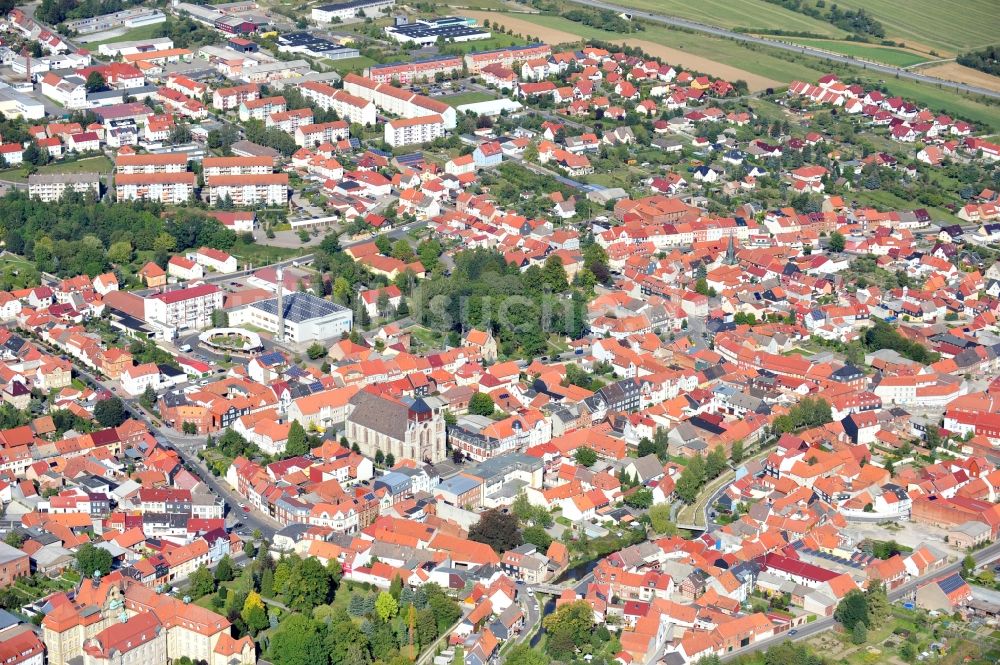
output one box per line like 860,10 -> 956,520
85,71 -> 107,92
375,591 -> 398,622
574,446 -> 597,467
851,620 -> 868,644
469,509 -> 522,553
3,531 -> 23,549
543,600 -> 594,658
140,384 -> 157,411
285,421 -> 310,457
705,446 -> 728,479
865,580 -> 890,626
76,542 -> 112,576
94,397 -> 127,428
506,644 -> 550,665
961,553 -> 976,578
307,342 -> 327,360
522,525 -> 552,550
828,231 -> 846,253
468,392 -> 495,416
834,589 -> 869,630
242,591 -> 269,634
731,440 -> 745,464
269,614 -> 327,665
107,240 -> 133,264
215,555 -> 234,582
624,488 -> 654,509
648,504 -> 677,535
188,565 -> 216,597
542,255 -> 569,292
286,557 -> 331,611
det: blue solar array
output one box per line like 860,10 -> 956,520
938,574 -> 966,594
254,292 -> 349,324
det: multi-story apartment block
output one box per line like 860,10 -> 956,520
384,114 -> 445,147
115,172 -> 195,204
300,82 -> 377,126
202,156 -> 273,177
294,120 -> 350,147
115,153 -> 188,174
238,95 -> 286,121
144,284 -> 224,330
27,172 -> 100,202
366,56 -> 463,85
206,174 -> 288,207
343,74 -> 456,128
212,83 -> 259,110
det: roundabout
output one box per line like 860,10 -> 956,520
198,328 -> 264,355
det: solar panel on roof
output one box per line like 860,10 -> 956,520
253,292 -> 348,323
937,574 -> 965,594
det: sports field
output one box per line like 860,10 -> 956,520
781,38 -> 929,67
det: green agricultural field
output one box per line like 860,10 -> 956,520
781,38 -> 929,67
609,0 -> 845,37
830,0 -> 999,55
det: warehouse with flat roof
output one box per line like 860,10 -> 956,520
236,292 -> 353,342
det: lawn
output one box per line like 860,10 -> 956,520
443,91 -> 498,107
781,38 -> 929,67
829,0 -> 1000,55
0,156 -> 113,184
438,34 -> 529,54
607,0 -> 845,37
325,56 -> 378,75
230,239 -> 304,267
79,23 -> 165,50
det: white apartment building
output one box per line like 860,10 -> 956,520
115,172 -> 195,204
202,156 -> 273,177
300,82 -> 377,126
120,363 -> 161,396
294,120 -> 350,147
207,174 -> 289,207
343,73 -> 456,129
238,96 -> 286,122
385,114 -> 445,147
144,284 -> 224,330
27,172 -> 100,202
115,153 -> 188,174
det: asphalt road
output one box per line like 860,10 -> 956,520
566,0 -> 1000,100
32,334 -> 281,540
721,540 -> 1000,661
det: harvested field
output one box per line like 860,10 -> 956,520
920,63 -> 1000,94
465,10 -> 582,45
464,11 -> 781,91
626,39 -> 782,91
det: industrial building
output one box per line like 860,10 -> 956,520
235,291 -> 352,342
276,32 -> 361,60
312,0 -> 395,23
385,17 -> 490,46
